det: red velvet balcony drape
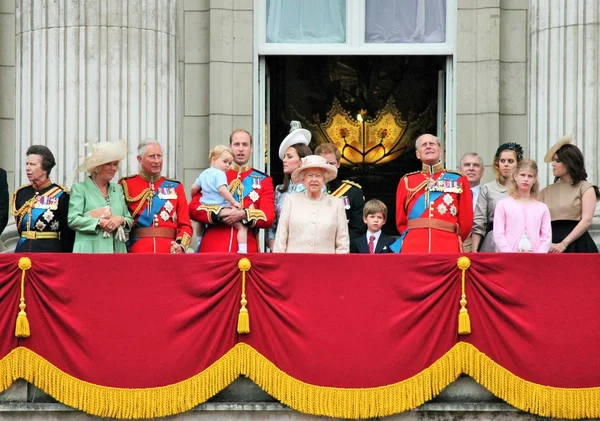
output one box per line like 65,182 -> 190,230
0,253 -> 598,419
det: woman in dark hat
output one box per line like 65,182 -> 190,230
538,136 -> 599,253
471,142 -> 523,252
10,145 -> 75,252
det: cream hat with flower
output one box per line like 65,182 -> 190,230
291,155 -> 337,185
278,121 -> 311,160
77,139 -> 128,172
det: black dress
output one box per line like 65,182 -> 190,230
551,220 -> 598,253
11,180 -> 75,252
539,179 -> 598,253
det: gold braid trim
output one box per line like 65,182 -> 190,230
179,232 -> 192,249
331,183 -> 352,198
11,185 -> 38,231
120,180 -> 154,219
404,176 -> 429,211
229,179 -> 243,206
0,343 -> 599,418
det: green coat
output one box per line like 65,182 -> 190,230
68,177 -> 133,253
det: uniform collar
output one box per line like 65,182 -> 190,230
139,171 -> 162,182
422,161 -> 445,175
33,179 -> 52,191
327,178 -> 342,192
231,163 -> 252,173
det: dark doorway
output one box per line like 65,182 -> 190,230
267,55 -> 444,235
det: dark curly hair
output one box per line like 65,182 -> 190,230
26,145 -> 56,177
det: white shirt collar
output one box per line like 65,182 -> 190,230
471,185 -> 481,210
366,230 -> 382,242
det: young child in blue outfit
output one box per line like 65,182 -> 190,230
191,145 -> 247,253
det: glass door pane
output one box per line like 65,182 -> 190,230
365,0 -> 446,43
266,0 -> 347,43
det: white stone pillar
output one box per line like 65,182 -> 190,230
529,0 -> 599,185
14,0 -> 179,186
529,0 -> 600,245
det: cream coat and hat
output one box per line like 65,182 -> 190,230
291,155 -> 338,185
278,121 -> 311,160
77,139 -> 128,172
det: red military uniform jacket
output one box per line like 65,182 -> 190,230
189,163 -> 274,253
395,162 -> 473,253
119,174 -> 193,253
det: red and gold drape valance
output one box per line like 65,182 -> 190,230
0,253 -> 599,419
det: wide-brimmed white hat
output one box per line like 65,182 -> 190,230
544,135 -> 573,163
77,139 -> 128,172
278,121 -> 311,160
291,155 -> 337,185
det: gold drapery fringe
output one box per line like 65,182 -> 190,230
238,342 -> 462,419
0,343 -> 599,419
459,342 -> 600,419
0,346 -> 239,419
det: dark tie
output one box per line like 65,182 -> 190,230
369,235 -> 375,254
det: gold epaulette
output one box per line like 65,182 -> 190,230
342,180 -> 362,189
163,177 -> 182,184
445,169 -> 463,176
54,183 -> 70,194
402,170 -> 422,178
249,168 -> 268,177
118,174 -> 138,183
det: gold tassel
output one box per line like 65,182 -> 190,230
456,256 -> 471,335
15,257 -> 32,338
237,258 -> 252,334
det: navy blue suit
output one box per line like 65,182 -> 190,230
350,232 -> 395,254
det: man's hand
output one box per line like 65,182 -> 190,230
220,208 -> 245,226
170,241 -> 185,254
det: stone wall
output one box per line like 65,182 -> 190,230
180,0 -> 254,193
0,0 -> 15,191
455,0 -> 528,182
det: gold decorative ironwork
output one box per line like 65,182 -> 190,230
299,97 -> 425,169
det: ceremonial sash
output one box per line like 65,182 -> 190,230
135,180 -> 180,230
390,172 -> 461,253
233,171 -> 266,202
17,187 -> 65,247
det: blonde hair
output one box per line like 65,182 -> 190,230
363,199 -> 388,220
209,145 -> 233,164
508,159 -> 540,198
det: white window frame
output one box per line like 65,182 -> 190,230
255,0 -> 456,55
253,0 -> 457,168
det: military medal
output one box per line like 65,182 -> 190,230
250,175 -> 262,189
343,196 -> 350,210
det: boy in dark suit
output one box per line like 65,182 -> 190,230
350,199 -> 394,254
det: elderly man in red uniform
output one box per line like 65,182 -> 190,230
391,134 -> 473,253
189,129 -> 274,252
119,139 -> 193,253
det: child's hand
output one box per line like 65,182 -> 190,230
233,202 -> 243,210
